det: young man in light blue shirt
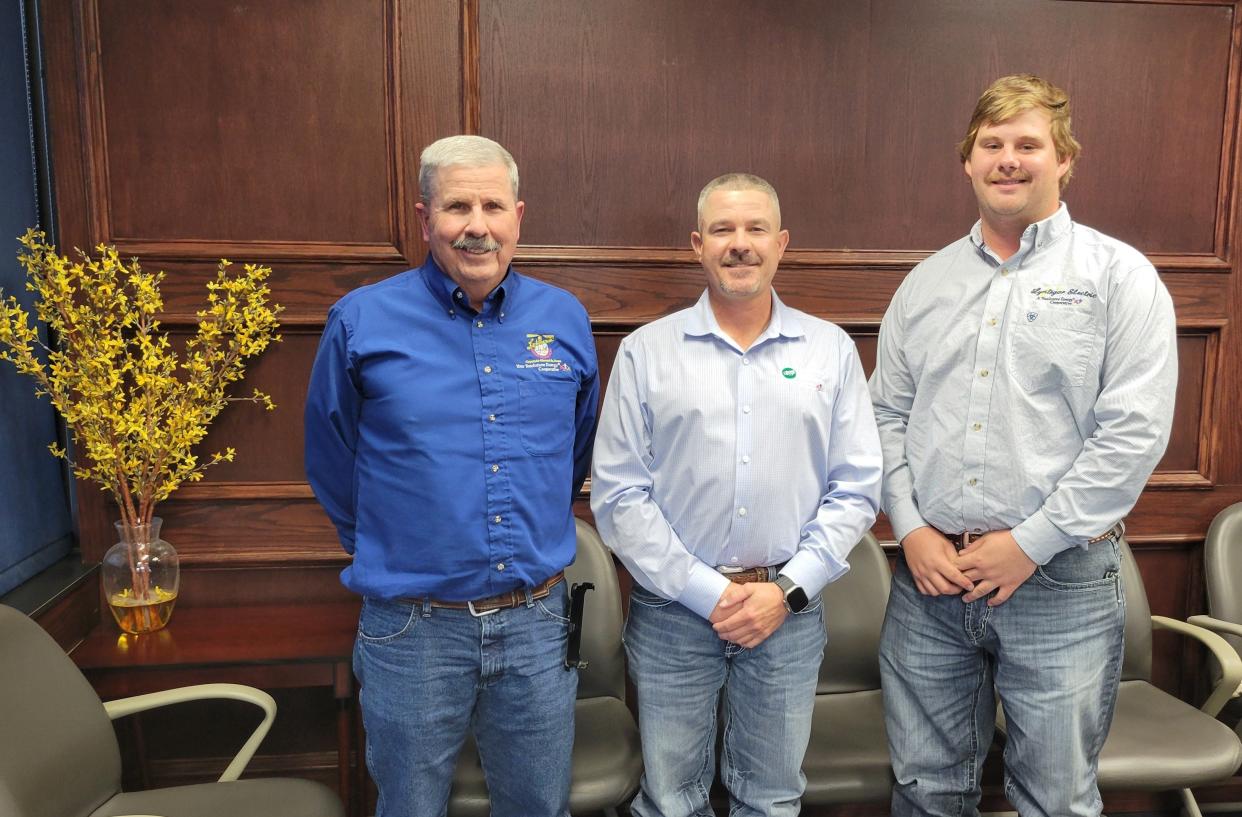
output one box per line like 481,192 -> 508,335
870,75 -> 1177,817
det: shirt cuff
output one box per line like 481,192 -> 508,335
1011,510 -> 1079,566
886,498 -> 929,544
678,561 -> 733,620
779,549 -> 848,601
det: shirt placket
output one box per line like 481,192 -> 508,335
961,263 -> 1012,534
727,350 -> 755,565
473,310 -> 511,594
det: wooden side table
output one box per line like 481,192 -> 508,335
70,601 -> 362,817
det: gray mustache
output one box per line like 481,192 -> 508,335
452,235 -> 501,253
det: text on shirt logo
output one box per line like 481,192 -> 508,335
1030,286 -> 1097,307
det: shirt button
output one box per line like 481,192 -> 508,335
476,320 -> 484,328
731,556 -> 740,563
742,357 -> 750,365
737,507 -> 748,517
1000,268 -> 1009,277
742,455 -> 751,464
488,414 -> 496,422
491,464 -> 500,473
968,478 -> 978,486
972,423 -> 982,431
455,291 -> 463,300
742,405 -> 751,414
483,365 -> 493,374
979,369 -> 989,378
989,318 -> 998,326
493,515 -> 502,523
496,563 -> 505,571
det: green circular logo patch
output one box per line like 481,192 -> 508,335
781,367 -> 796,379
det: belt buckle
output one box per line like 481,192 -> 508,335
716,565 -> 745,574
467,600 -> 499,617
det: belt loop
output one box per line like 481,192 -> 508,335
766,565 -> 779,581
420,598 -> 432,618
522,587 -> 535,608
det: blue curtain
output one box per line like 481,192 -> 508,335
0,1 -> 74,596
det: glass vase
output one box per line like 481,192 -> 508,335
102,517 -> 180,634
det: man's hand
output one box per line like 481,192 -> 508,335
954,530 -> 1037,606
901,526 -> 975,596
708,582 -> 748,624
711,582 -> 787,648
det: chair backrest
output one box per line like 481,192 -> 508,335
0,603 -> 123,817
1205,502 -> 1242,657
566,519 -> 626,701
1119,535 -> 1154,683
817,532 -> 890,694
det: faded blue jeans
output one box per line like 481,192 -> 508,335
624,584 -> 827,817
880,539 -> 1125,817
353,585 -> 576,817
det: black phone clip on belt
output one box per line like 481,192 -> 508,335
564,581 -> 595,670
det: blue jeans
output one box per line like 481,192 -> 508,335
353,585 -> 577,817
880,540 -> 1125,817
624,585 -> 827,817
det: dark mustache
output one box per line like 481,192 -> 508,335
721,251 -> 760,267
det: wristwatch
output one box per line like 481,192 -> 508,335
774,575 -> 810,614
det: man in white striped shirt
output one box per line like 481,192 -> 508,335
870,75 -> 1177,816
592,173 -> 882,817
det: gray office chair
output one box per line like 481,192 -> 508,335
801,532 -> 895,804
1187,501 -> 1242,812
0,602 -> 343,817
996,535 -> 1242,817
448,518 -> 642,817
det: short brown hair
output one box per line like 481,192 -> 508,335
957,74 -> 1081,190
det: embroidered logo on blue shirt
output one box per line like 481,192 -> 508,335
1030,286 -> 1096,306
518,333 -> 571,372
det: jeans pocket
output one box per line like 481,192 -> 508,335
535,585 -> 571,624
357,598 -> 419,642
1032,540 -> 1121,592
629,584 -> 675,608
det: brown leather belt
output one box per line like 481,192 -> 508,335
401,571 -> 565,616
716,563 -> 785,584
932,523 -> 1122,550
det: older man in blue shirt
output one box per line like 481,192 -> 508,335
592,173 -> 882,817
870,75 -> 1177,817
305,135 -> 598,817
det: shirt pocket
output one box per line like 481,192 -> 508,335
519,380 -> 578,456
1006,310 -> 1095,393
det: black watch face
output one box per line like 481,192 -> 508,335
787,586 -> 810,613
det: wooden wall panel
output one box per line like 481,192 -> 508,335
483,0 -> 1232,258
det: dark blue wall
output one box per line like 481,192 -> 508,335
0,2 -> 74,595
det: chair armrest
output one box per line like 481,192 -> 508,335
1152,615 -> 1242,717
1188,614 -> 1242,640
103,682 -> 276,782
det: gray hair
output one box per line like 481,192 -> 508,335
418,135 -> 520,201
696,173 -> 781,229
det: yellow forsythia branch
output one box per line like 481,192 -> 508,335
0,229 -> 283,529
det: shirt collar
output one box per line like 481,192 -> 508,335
419,254 -> 518,321
683,289 -> 805,345
969,202 -> 1072,259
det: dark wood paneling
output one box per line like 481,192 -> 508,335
483,0 -> 1232,257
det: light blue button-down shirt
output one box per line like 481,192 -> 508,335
869,205 -> 1177,565
591,290 -> 882,619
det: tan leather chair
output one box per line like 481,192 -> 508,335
997,535 -> 1242,817
0,602 -> 343,817
801,531 -> 895,804
448,518 -> 642,816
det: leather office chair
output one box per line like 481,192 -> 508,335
1187,501 -> 1242,812
801,532 -> 895,804
0,602 -> 343,817
448,518 -> 642,817
996,535 -> 1242,817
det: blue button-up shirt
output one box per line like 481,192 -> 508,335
591,290 -> 882,619
304,257 -> 599,601
869,205 -> 1177,565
